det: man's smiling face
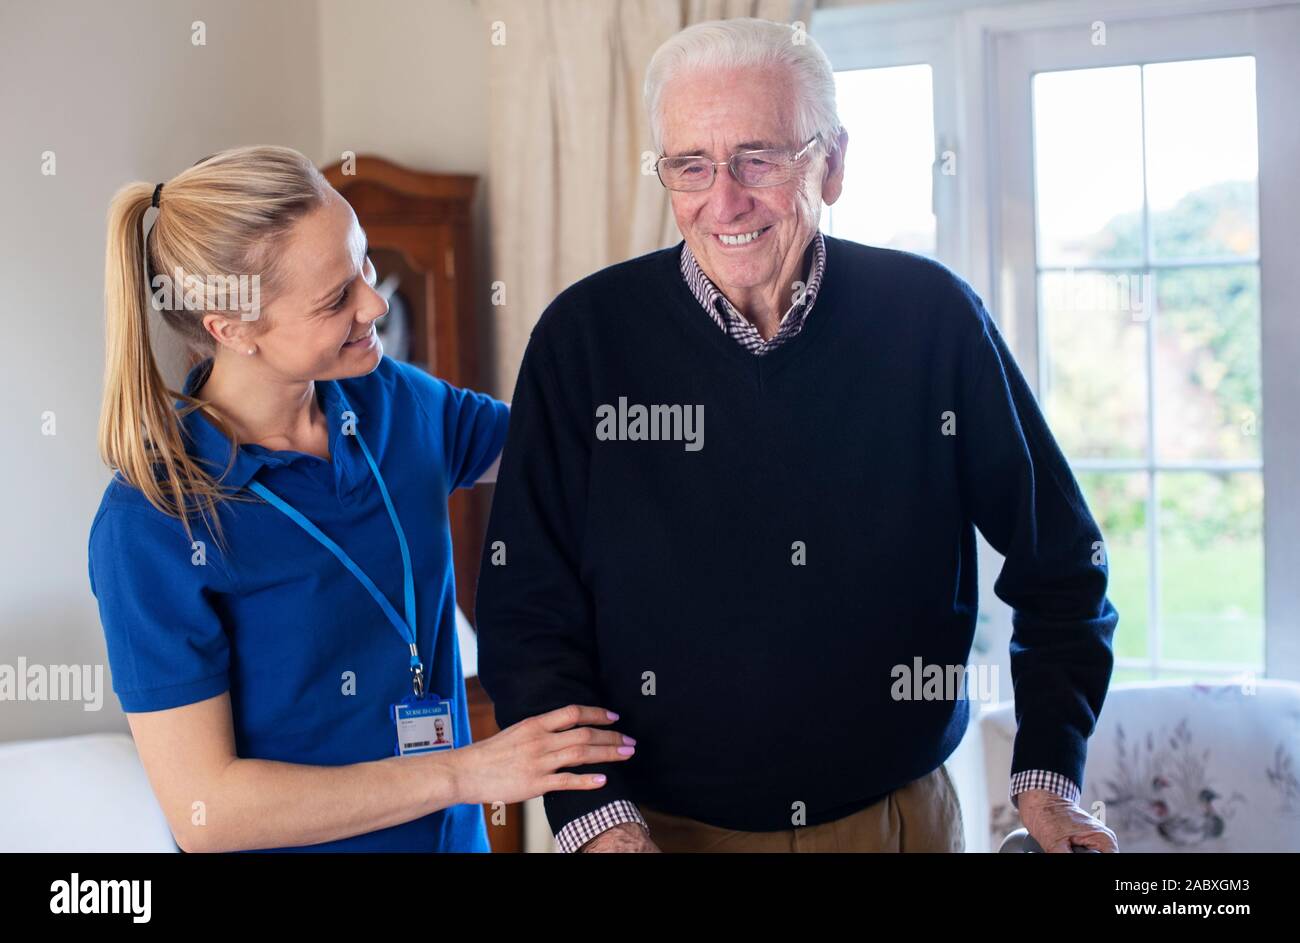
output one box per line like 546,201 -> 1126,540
659,65 -> 844,312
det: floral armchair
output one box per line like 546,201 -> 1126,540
979,680 -> 1300,852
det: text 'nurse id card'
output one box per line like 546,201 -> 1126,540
393,698 -> 455,755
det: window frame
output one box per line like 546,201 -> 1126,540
992,3 -> 1300,680
814,0 -> 1300,680
811,9 -> 965,271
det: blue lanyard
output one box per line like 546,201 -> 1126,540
247,429 -> 426,697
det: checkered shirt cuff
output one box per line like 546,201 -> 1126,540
1009,769 -> 1081,811
554,800 -> 648,853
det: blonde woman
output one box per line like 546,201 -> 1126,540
89,146 -> 633,852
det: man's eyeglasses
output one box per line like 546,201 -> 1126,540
655,137 -> 820,192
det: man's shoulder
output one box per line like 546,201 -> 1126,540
582,242 -> 682,292
824,235 -> 978,297
533,243 -> 682,340
823,235 -> 990,335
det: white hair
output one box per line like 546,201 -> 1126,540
643,17 -> 842,157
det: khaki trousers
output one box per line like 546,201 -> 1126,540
639,764 -> 965,852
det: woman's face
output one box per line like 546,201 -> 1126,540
222,191 -> 388,381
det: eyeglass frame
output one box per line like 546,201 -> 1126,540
654,136 -> 822,192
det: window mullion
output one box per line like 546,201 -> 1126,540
1138,63 -> 1163,677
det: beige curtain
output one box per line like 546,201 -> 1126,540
482,0 -> 815,394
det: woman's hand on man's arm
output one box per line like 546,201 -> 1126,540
127,693 -> 630,852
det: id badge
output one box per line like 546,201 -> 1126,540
392,695 -> 455,756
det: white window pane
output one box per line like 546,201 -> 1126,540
1030,56 -> 1266,678
1158,471 -> 1264,670
824,64 -> 935,255
1032,66 -> 1145,266
1144,56 -> 1259,261
1154,266 -> 1261,462
1040,270 -> 1149,460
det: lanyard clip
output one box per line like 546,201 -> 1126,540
410,644 -> 425,698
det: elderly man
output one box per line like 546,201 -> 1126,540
476,17 -> 1118,853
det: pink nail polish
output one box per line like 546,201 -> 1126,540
622,735 -> 637,745
593,774 -> 607,784
618,746 -> 635,755
606,711 -> 620,721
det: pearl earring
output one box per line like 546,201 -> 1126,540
246,347 -> 256,355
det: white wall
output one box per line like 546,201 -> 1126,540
0,0 -> 497,744
318,0 -> 488,175
0,0 -> 324,741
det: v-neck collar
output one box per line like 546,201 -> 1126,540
178,358 -> 367,499
679,230 -> 827,354
659,235 -> 843,382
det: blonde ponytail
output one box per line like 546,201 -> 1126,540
98,146 -> 331,545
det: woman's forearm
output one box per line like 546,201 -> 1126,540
178,752 -> 461,852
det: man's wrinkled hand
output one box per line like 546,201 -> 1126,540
579,822 -> 661,853
1017,789 -> 1118,853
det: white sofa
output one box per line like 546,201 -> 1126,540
0,607 -> 483,853
0,731 -> 176,852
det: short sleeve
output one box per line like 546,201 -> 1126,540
88,504 -> 232,713
399,362 -> 510,492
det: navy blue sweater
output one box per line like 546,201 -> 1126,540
476,235 -> 1117,833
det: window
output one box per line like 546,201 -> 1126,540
824,64 -> 938,257
1032,57 -> 1262,682
819,1 -> 1300,682
812,8 -> 961,269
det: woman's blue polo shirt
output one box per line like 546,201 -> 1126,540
88,354 -> 509,852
